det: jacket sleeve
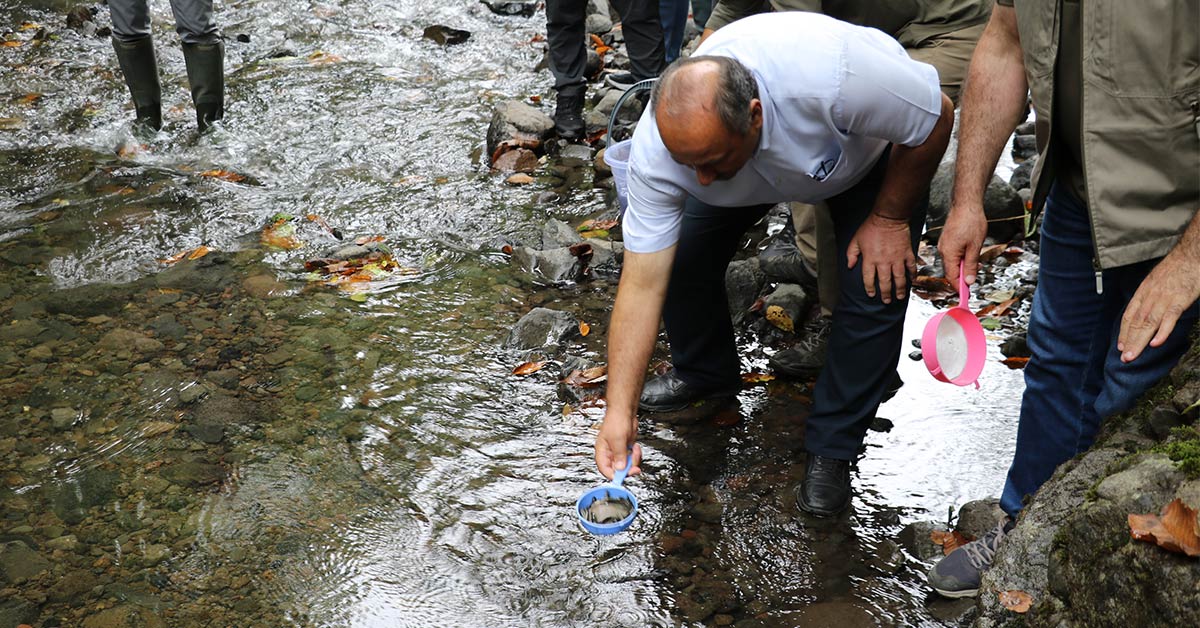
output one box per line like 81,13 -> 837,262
705,0 -> 775,32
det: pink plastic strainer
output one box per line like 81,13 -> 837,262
921,262 -> 986,388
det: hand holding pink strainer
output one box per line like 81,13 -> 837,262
921,261 -> 986,388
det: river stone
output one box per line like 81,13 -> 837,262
1011,133 -> 1038,161
0,244 -> 38,266
1009,158 -> 1035,191
422,25 -> 471,46
184,422 -> 224,444
975,447 -> 1124,626
82,605 -> 166,628
897,520 -> 943,561
162,461 -> 224,487
594,147 -> 613,178
955,498 -> 1005,540
50,468 -> 120,524
1000,332 -> 1030,358
241,273 -> 286,298
45,282 -> 127,317
587,239 -> 623,271
541,219 -> 583,249
0,540 -> 50,582
510,246 -> 585,283
480,0 -> 537,17
149,313 -> 187,340
560,143 -> 594,161
193,393 -> 263,426
0,319 -> 45,342
154,252 -> 238,295
585,12 -> 613,34
98,328 -> 164,354
0,598 -> 36,628
1093,455 -> 1183,514
49,568 -> 99,602
486,100 -> 554,159
927,162 -> 1025,243
505,307 -> 580,350
762,284 -> 810,332
493,148 -> 539,173
725,258 -> 766,325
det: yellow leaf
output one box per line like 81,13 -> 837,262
2,41 -> 24,48
765,305 -> 794,332
199,169 -> 246,183
505,174 -> 534,185
187,246 -> 211,260
579,322 -> 590,337
512,361 -> 546,376
741,372 -> 776,385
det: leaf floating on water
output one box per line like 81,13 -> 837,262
930,529 -> 974,555
506,173 -> 534,185
998,590 -> 1033,613
741,372 -> 776,385
261,216 -> 303,250
564,365 -> 607,387
1000,356 -> 1029,369
980,317 -> 1002,331
199,169 -> 247,183
2,41 -> 24,48
159,246 -> 212,264
765,305 -> 794,333
512,361 -> 546,376
307,50 -> 344,64
579,322 -> 590,337
1129,498 -> 1200,557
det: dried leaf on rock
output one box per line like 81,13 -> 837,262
199,169 -> 246,183
577,219 -> 618,232
978,243 -> 1009,264
564,365 -> 607,387
512,361 -> 547,376
976,297 -> 1018,318
159,246 -> 211,264
998,590 -> 1033,613
506,173 -> 534,185
912,276 -> 957,300
261,216 -> 303,250
765,305 -> 794,332
741,372 -> 775,385
1129,498 -> 1200,557
1001,356 -> 1030,369
930,529 -> 973,555
579,229 -> 609,238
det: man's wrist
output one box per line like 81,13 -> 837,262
871,209 -> 910,223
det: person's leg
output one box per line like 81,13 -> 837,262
804,150 -> 923,461
998,183 -> 1108,518
903,22 -> 986,107
646,198 -> 772,408
545,0 -> 588,139
109,0 -> 162,130
170,0 -> 223,130
692,0 -> 713,30
611,0 -> 667,81
658,0 -> 689,62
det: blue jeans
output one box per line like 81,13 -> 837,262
659,0 -> 689,63
999,183 -> 1199,517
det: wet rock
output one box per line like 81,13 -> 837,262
927,163 -> 1025,243
149,313 -> 187,340
154,252 -> 239,295
486,101 -> 554,159
0,540 -> 50,582
1015,119 -> 1036,136
204,368 -> 241,390
867,416 -> 893,432
1146,406 -> 1184,440
1009,158 -> 1035,191
480,0 -> 538,17
493,148 -> 540,173
422,25 -> 471,46
583,108 -> 607,136
725,259 -> 766,325
0,244 -> 38,266
98,328 -> 164,354
762,284 -> 810,332
50,407 -> 78,430
242,273 -> 286,298
505,307 -> 580,350
593,148 -> 613,179
50,468 -> 120,524
898,520 -> 943,561
585,12 -> 613,34
45,282 -> 127,317
82,605 -> 166,628
1000,332 -> 1030,358
585,48 -> 602,81
184,422 -> 225,444
559,143 -> 594,161
65,5 -> 98,30
587,239 -> 623,271
162,461 -> 224,487
1093,455 -> 1183,514
192,393 -> 264,426
49,569 -> 99,602
1011,134 -> 1038,161
954,498 -> 1005,539
510,246 -> 586,283
0,320 -> 44,342
0,598 -> 36,628
541,219 -> 583,249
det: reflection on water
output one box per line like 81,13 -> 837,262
0,1 -> 1025,626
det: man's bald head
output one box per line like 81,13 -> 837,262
650,56 -> 759,137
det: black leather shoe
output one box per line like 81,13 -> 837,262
769,317 -> 832,378
553,84 -> 585,141
796,454 -> 851,517
639,369 -> 738,413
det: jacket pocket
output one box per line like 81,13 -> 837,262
1087,0 -> 1200,97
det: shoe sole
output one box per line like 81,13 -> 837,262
796,495 -> 849,518
931,586 -> 979,599
638,391 -> 739,414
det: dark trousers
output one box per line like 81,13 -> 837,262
110,0 -> 219,45
664,150 -> 925,460
999,183 -> 1198,517
545,0 -> 666,90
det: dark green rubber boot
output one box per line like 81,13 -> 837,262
111,35 -> 162,131
181,41 -> 225,132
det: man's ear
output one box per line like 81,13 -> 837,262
749,99 -> 763,132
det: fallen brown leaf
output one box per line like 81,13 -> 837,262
564,365 -> 607,387
1130,498 -> 1200,557
506,173 -> 534,185
741,372 -> 776,385
912,275 -> 957,300
978,243 -> 1008,264
765,305 -> 794,333
512,361 -> 546,376
930,529 -> 974,555
579,322 -> 590,337
578,219 -> 618,232
998,590 -> 1032,613
199,169 -> 246,183
1000,356 -> 1029,369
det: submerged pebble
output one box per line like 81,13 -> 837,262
582,496 -> 633,524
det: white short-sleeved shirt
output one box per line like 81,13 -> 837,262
622,12 -> 943,253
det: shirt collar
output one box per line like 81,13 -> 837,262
753,73 -> 774,155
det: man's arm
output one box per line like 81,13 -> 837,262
595,246 -> 675,479
939,4 -> 1028,286
1118,211 -> 1200,363
847,91 -> 955,303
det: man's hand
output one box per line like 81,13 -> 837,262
847,212 -> 916,303
1118,252 -> 1200,363
595,414 -> 642,480
938,205 -> 989,287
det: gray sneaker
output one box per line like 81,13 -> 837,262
927,519 -> 1009,598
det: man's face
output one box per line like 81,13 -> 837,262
658,99 -> 762,186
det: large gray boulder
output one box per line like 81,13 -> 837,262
725,258 -> 766,325
927,161 -> 1026,243
486,100 -> 555,161
505,307 -> 581,350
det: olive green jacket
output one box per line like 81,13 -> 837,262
706,0 -> 992,47
1015,0 -> 1200,268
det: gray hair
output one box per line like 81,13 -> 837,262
650,55 -> 759,136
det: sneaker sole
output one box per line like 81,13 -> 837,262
931,586 -> 979,599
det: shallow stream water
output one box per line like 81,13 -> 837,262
1,2 -> 1028,626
